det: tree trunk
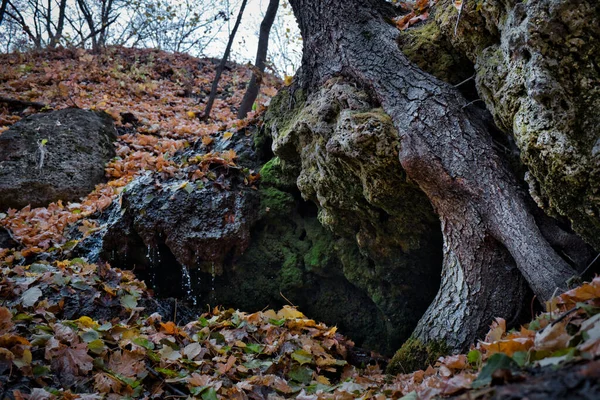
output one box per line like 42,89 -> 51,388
203,0 -> 248,120
237,0 -> 279,119
288,0 -> 577,350
0,0 -> 8,26
48,0 -> 67,48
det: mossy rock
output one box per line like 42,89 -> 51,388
397,20 -> 473,85
387,338 -> 450,374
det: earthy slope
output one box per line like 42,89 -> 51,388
0,47 -> 598,399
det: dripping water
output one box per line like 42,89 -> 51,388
181,264 -> 194,304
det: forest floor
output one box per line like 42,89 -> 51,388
0,47 -> 599,399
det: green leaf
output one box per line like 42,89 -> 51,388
133,337 -> 155,350
120,294 -> 138,309
14,313 -> 33,321
80,329 -> 100,343
399,391 -> 418,400
21,287 -> 43,307
30,263 -> 51,273
87,339 -> 106,355
511,351 -> 529,367
472,353 -> 519,389
41,139 -> 48,146
269,318 -> 286,326
288,365 -> 313,384
70,279 -> 91,290
201,387 -> 218,400
244,343 -> 263,354
467,349 -> 481,367
291,349 -> 313,365
33,365 -> 51,378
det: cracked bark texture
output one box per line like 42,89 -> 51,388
287,0 -> 576,350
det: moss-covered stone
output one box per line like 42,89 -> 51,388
473,0 -> 600,249
259,186 -> 295,217
387,338 -> 450,374
397,20 -> 473,84
263,78 -> 444,354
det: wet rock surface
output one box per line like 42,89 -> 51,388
0,108 -> 117,210
66,123 -> 416,354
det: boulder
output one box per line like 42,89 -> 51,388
0,108 -> 117,210
264,80 -> 443,353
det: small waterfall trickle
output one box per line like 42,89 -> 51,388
181,264 -> 194,304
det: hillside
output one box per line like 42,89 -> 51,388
0,47 -> 599,399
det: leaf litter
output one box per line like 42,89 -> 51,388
0,47 -> 599,398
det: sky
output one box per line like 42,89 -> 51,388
0,0 -> 303,77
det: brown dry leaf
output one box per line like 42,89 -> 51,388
484,318 -> 506,343
217,355 -> 237,374
0,307 -> 13,334
50,342 -> 94,377
442,373 -> 476,395
480,337 -> 534,357
94,372 -> 123,393
108,350 -> 145,378
440,354 -> 468,370
534,320 -> 571,352
557,277 -> 600,308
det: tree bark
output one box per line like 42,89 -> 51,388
237,0 -> 279,119
203,0 -> 248,120
288,0 -> 577,350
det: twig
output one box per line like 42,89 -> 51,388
454,0 -> 466,35
147,365 -> 188,397
579,253 -> 600,278
454,74 -> 475,88
462,99 -> 484,109
279,291 -> 295,307
173,298 -> 178,323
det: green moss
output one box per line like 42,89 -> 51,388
264,87 -> 307,138
397,21 -> 473,84
279,252 -> 303,290
259,157 -> 297,190
304,233 -> 334,272
259,187 -> 295,217
387,338 -> 450,374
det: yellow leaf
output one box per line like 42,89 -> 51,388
223,131 -> 233,140
278,305 -> 305,320
316,375 -> 330,385
75,316 -> 99,329
284,75 -> 293,86
187,111 -> 196,118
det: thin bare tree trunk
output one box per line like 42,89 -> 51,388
49,0 -> 67,48
237,0 -> 279,119
203,0 -> 249,120
0,0 -> 8,26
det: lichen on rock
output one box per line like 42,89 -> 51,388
265,78 -> 444,353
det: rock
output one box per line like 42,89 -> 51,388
65,118 -> 436,355
475,0 -> 600,249
264,80 -> 443,353
421,0 -> 600,250
0,108 -> 117,210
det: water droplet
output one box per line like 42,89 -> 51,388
181,265 -> 194,305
